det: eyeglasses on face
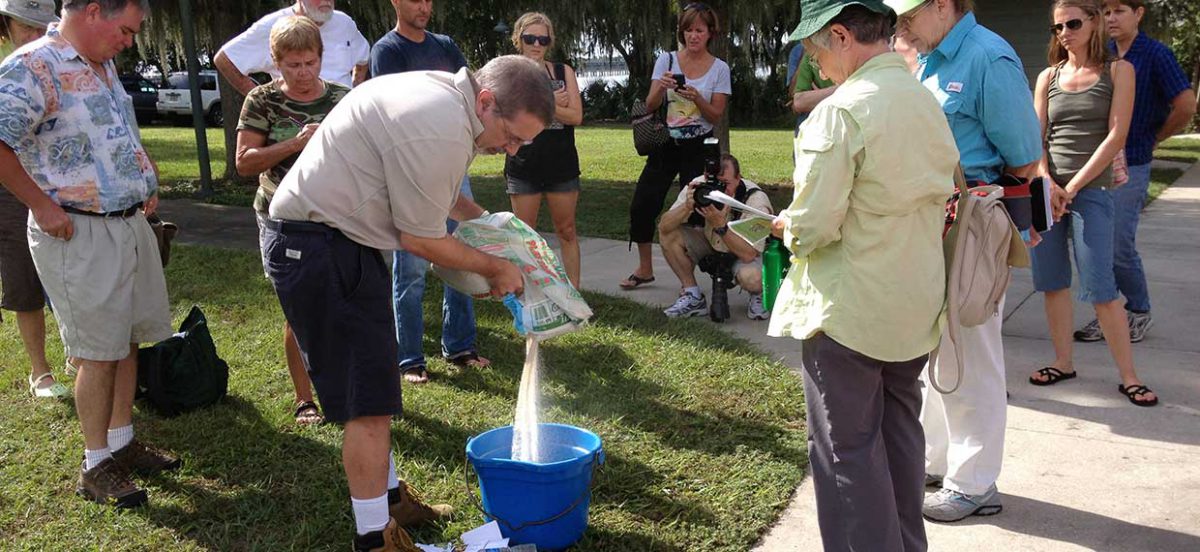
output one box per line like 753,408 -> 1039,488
1050,18 -> 1087,34
896,0 -> 934,27
520,34 -> 551,46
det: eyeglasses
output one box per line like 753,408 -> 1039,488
896,0 -> 933,28
1050,18 -> 1087,34
683,2 -> 712,12
498,115 -> 534,148
520,34 -> 551,47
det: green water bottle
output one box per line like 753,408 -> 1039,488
762,236 -> 791,311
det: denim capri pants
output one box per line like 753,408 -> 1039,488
1030,186 -> 1120,304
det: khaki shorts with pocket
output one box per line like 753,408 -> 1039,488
28,211 -> 173,361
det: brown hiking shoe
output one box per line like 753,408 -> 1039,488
77,459 -> 148,508
388,481 -> 453,527
112,439 -> 182,477
353,518 -> 420,552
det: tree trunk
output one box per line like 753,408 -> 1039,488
212,9 -> 252,184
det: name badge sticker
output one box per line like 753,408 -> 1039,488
947,82 -> 964,93
285,249 -> 302,260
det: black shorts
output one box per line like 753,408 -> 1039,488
0,191 -> 45,313
264,220 -> 401,423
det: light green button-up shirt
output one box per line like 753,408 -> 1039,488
767,53 -> 959,363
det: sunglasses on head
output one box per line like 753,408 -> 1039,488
684,2 -> 711,12
520,34 -> 551,46
1049,18 -> 1086,34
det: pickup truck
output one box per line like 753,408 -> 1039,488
157,70 -> 223,127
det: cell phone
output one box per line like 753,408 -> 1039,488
673,74 -> 687,89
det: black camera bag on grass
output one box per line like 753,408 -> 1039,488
136,305 -> 229,417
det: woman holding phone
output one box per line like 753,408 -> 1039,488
621,2 -> 731,291
1028,0 -> 1155,406
504,12 -> 584,288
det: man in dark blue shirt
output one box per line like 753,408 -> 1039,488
370,0 -> 491,385
1074,0 -> 1197,344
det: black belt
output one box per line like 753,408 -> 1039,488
62,203 -> 142,218
264,218 -> 336,234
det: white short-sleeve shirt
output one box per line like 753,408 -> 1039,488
652,52 -> 731,139
218,7 -> 369,88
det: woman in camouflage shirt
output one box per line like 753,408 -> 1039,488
235,15 -> 350,425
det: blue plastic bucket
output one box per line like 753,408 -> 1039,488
466,424 -> 604,551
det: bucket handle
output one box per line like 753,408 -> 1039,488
463,449 -> 603,534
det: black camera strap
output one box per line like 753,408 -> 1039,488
730,180 -> 763,222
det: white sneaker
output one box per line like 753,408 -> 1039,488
747,293 -> 768,320
664,292 -> 707,318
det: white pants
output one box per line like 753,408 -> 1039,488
921,295 -> 1007,496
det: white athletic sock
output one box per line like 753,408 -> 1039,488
684,286 -> 702,299
108,425 -> 134,452
387,453 -> 400,491
351,493 -> 390,536
84,447 -> 112,471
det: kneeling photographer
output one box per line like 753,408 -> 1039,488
658,150 -> 774,320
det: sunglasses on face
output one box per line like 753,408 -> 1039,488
520,34 -> 551,47
1050,18 -> 1086,34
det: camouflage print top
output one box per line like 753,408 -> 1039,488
237,79 -> 350,213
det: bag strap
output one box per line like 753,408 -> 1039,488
930,165 -> 970,395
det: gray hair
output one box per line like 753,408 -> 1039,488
473,55 -> 555,127
63,0 -> 149,18
804,5 -> 894,51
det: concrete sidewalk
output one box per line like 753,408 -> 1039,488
157,162 -> 1200,551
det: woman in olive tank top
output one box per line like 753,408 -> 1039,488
1029,0 -> 1156,406
503,12 -> 584,288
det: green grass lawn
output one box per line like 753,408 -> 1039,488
0,246 -> 807,551
1153,136 -> 1200,164
146,126 -> 1200,240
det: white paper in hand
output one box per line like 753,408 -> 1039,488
705,191 -> 774,220
729,217 -> 773,247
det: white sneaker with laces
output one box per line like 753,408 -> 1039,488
747,293 -> 768,320
664,292 -> 707,318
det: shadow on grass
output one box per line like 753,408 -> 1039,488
132,396 -> 349,550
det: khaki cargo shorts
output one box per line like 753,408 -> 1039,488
28,211 -> 173,361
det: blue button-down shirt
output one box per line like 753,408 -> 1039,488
0,26 -> 157,213
1110,32 -> 1193,166
917,13 -> 1042,183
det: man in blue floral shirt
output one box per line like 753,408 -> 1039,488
0,0 -> 179,508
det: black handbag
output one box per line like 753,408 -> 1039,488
137,305 -> 229,417
631,53 -> 676,156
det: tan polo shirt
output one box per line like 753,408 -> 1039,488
269,68 -> 483,250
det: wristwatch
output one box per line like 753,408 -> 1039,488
714,225 -> 729,237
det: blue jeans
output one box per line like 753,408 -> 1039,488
1110,163 -> 1152,313
1030,187 -> 1120,304
393,176 -> 477,369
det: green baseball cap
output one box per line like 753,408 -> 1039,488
883,0 -> 927,16
789,0 -> 896,41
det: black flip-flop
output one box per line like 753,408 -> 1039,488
1118,384 -> 1158,407
1029,366 -> 1077,386
401,363 -> 430,384
619,273 -> 655,289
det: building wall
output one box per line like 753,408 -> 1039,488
977,0 -> 1052,87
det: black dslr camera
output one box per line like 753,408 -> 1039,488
692,137 -> 723,208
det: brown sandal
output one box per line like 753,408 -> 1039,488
294,400 -> 323,425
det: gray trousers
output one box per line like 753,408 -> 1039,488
801,333 -> 928,552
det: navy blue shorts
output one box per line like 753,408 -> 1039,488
264,220 -> 401,423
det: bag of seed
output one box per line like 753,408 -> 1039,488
432,212 -> 591,338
